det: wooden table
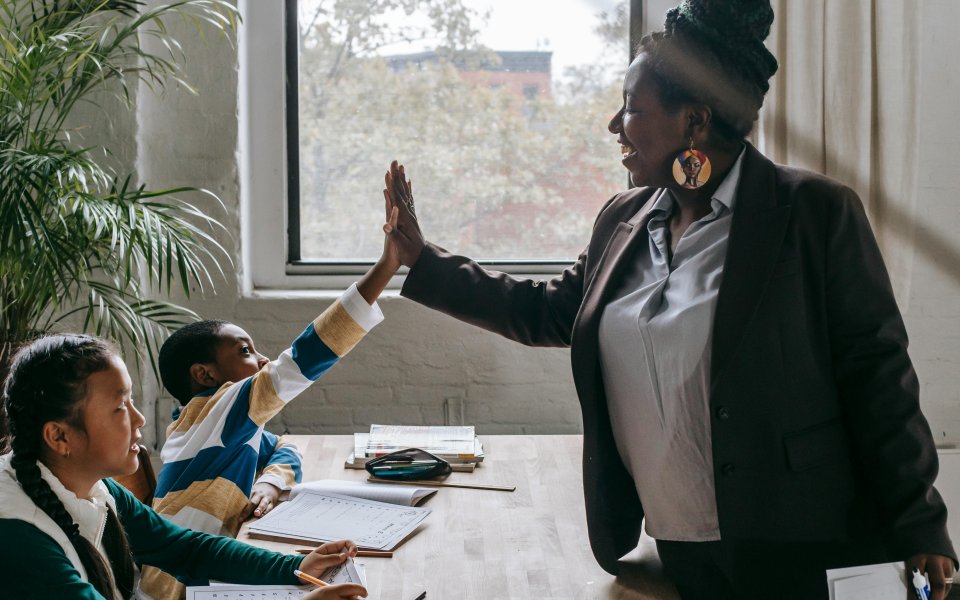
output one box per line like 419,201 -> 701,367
238,435 -> 680,600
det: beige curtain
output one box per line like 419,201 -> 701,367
756,0 -> 919,306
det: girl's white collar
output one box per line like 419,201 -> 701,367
35,460 -> 116,546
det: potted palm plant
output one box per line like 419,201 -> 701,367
0,0 -> 239,434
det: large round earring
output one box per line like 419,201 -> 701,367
672,139 -> 711,189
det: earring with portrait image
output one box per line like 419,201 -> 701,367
672,138 -> 711,189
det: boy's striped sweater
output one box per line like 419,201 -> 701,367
140,283 -> 382,599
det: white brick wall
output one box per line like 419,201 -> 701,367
123,0 -> 958,451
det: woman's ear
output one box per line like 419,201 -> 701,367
686,104 -> 712,138
41,421 -> 74,458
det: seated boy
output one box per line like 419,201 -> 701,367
157,319 -> 306,522
140,206 -> 400,599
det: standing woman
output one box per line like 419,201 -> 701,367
382,0 -> 956,598
0,334 -> 366,599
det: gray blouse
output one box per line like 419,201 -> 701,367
598,149 -> 744,542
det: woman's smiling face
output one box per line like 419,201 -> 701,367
608,53 -> 689,188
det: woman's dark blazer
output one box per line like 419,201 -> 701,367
401,143 -> 955,575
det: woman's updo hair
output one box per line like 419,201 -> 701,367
639,0 -> 779,141
3,334 -> 134,599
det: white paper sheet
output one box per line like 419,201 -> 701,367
289,478 -> 436,506
248,490 -> 431,550
319,557 -> 365,586
187,558 -> 367,599
186,586 -> 309,599
826,561 -> 907,600
366,425 -> 476,456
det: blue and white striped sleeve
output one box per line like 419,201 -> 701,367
246,283 -> 385,426
255,432 -> 303,490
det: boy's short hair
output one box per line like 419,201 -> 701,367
159,319 -> 230,405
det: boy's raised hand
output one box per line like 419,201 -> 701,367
380,184 -> 401,272
357,160 -> 423,303
356,180 -> 403,304
383,159 -> 426,268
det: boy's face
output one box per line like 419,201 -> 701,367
196,324 -> 269,388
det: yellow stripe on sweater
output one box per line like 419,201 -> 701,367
139,563 -> 184,600
166,384 -> 237,436
248,363 -> 286,426
259,462 -> 297,487
313,300 -> 365,358
152,477 -> 251,537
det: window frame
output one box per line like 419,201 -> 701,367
241,0 -> 644,290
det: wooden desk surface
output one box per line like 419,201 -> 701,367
238,435 -> 679,600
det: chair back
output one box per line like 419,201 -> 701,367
114,444 -> 158,505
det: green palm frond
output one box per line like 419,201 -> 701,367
0,0 -> 240,375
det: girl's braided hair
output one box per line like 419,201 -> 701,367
639,0 -> 779,141
2,334 -> 135,599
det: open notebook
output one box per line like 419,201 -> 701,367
288,478 -> 437,506
249,488 -> 432,550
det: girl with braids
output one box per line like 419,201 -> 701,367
0,334 -> 367,599
380,0 -> 956,598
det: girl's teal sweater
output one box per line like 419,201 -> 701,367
0,478 -> 304,599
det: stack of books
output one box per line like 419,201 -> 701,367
345,425 -> 484,473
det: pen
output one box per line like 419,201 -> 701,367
911,568 -> 930,600
371,463 -> 437,470
413,592 -> 426,600
367,476 -> 515,492
294,569 -> 328,587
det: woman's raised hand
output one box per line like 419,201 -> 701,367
383,159 -> 426,267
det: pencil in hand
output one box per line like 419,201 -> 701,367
296,548 -> 393,558
294,569 -> 328,587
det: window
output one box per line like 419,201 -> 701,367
242,1 -> 644,288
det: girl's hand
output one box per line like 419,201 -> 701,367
302,583 -> 368,600
383,159 -> 426,267
298,541 -> 366,600
298,539 -> 358,574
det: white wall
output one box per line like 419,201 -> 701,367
129,0 -> 959,450
909,0 -> 960,446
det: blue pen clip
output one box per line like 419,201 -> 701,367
912,568 -> 931,600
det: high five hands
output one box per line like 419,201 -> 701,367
383,160 -> 426,268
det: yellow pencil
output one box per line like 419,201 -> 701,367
296,548 -> 393,558
294,569 -> 328,587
